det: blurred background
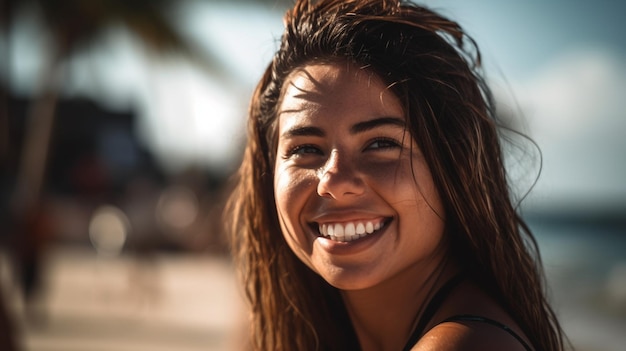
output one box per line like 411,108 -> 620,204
0,0 -> 624,350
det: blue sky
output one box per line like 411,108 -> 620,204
421,1 -> 626,210
5,0 -> 626,211
423,1 -> 626,78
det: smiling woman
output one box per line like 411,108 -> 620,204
226,1 -> 565,350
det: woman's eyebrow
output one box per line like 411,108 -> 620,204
350,116 -> 405,134
281,125 -> 325,139
281,116 -> 404,139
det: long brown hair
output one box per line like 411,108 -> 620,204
227,1 -> 565,350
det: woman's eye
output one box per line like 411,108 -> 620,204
366,138 -> 401,150
286,144 -> 322,157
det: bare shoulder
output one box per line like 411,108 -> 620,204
407,277 -> 534,351
411,318 -> 531,351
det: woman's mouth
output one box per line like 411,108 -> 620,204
315,218 -> 388,242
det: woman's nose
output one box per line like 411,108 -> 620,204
316,150 -> 365,199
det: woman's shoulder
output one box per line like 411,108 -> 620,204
411,314 -> 532,351
411,279 -> 533,351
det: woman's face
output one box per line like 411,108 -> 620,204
273,62 -> 447,290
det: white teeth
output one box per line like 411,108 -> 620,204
356,223 -> 365,235
345,223 -> 355,236
318,220 -> 385,242
334,224 -> 344,237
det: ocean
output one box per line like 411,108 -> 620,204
528,215 -> 626,351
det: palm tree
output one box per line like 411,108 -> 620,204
0,0 -> 245,324
3,0 -> 237,211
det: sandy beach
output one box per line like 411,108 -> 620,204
2,232 -> 625,351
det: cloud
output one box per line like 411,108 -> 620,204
520,49 -> 626,140
500,48 -> 626,208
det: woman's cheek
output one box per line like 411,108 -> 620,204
362,158 -> 409,184
274,166 -> 318,260
274,166 -> 316,212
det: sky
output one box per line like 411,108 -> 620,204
4,0 -> 626,212
423,0 -> 626,211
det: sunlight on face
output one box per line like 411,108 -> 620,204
273,62 -> 447,290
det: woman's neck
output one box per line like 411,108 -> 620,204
341,260 -> 458,351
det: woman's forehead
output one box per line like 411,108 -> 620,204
278,63 -> 403,119
283,62 -> 379,93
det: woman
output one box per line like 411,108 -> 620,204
227,0 -> 565,350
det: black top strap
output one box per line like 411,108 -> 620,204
440,315 -> 533,351
401,274 -> 465,351
400,275 -> 533,351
